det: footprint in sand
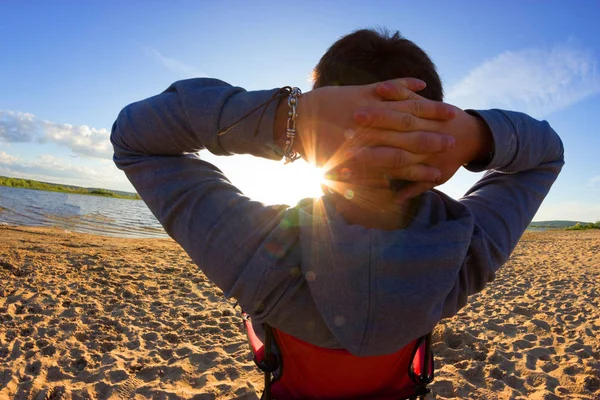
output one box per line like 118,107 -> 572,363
116,375 -> 144,399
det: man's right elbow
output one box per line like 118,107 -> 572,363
110,105 -> 141,168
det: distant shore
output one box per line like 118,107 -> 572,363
0,176 -> 140,200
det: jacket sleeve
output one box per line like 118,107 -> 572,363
440,110 -> 565,318
110,79 -> 285,292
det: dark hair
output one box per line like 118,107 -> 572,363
313,28 -> 443,101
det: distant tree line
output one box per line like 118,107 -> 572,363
0,176 -> 141,200
565,221 -> 600,230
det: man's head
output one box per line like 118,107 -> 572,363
312,28 -> 443,101
313,29 -> 443,229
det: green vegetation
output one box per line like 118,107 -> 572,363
528,220 -> 600,231
528,220 -> 587,229
564,221 -> 600,231
0,176 -> 141,200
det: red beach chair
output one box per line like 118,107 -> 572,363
242,312 -> 434,400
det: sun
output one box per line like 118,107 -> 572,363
278,160 -> 325,204
200,153 -> 326,206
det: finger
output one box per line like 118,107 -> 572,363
335,177 -> 391,189
381,99 -> 456,121
347,147 -> 428,169
331,161 -> 442,185
394,181 -> 436,203
353,130 -> 455,153
375,79 -> 426,100
354,108 -> 443,133
387,164 -> 442,182
325,167 -> 391,188
339,163 -> 441,183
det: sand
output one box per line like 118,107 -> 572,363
431,231 -> 600,400
0,225 -> 599,400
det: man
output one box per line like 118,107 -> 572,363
111,27 -> 563,393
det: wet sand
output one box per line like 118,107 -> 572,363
0,226 -> 599,399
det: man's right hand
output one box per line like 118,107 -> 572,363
348,80 -> 494,201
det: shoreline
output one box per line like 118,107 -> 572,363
1,226 -> 599,399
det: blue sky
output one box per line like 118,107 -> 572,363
1,1 -> 599,221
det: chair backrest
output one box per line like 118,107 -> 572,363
242,313 -> 434,400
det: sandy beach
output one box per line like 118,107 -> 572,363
1,225 -> 599,399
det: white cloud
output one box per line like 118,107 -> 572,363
0,151 -> 19,164
446,43 -> 600,118
0,110 -> 111,159
0,152 -> 133,191
145,47 -> 206,78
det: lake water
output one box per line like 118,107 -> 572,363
0,186 -> 168,238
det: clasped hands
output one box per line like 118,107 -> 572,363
294,78 -> 492,201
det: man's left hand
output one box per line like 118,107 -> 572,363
335,79 -> 493,201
